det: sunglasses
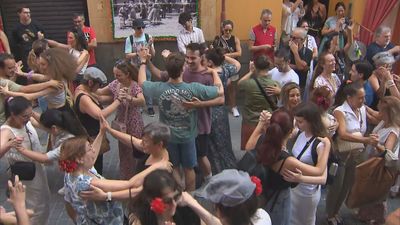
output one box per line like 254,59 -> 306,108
135,26 -> 145,30
162,192 -> 182,205
224,29 -> 233,32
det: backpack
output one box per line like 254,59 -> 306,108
129,33 -> 150,52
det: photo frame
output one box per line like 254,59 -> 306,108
111,0 -> 199,40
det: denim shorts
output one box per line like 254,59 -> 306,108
167,138 -> 197,168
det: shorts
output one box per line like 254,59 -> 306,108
195,134 -> 210,158
167,138 -> 197,168
240,122 -> 257,150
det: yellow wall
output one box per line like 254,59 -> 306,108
223,0 -> 282,40
88,0 -> 367,43
87,0 -> 114,42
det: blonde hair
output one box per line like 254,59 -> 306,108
379,96 -> 400,127
40,48 -> 78,81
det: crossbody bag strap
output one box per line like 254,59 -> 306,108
253,77 -> 277,110
296,136 -> 316,160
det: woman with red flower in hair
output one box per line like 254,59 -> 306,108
310,86 -> 338,137
129,169 -> 202,225
59,117 -> 172,225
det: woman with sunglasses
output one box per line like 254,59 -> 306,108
0,96 -> 50,225
211,19 -> 242,117
129,169 -> 201,225
74,67 -> 121,174
95,59 -> 145,179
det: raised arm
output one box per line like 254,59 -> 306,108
46,39 -> 70,49
78,94 -> 121,119
75,50 -> 89,74
0,30 -> 11,54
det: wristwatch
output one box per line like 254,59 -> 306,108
106,192 -> 112,202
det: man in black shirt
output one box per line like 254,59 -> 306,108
289,27 -> 313,96
11,6 -> 45,75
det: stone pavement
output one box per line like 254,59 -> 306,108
0,107 -> 399,225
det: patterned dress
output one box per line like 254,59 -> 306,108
64,168 -> 124,225
208,63 -> 238,173
109,80 -> 144,179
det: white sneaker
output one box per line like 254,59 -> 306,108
232,107 -> 240,117
58,187 -> 65,195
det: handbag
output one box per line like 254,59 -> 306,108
335,132 -> 364,153
10,162 -> 36,181
345,156 -> 397,208
9,125 -> 36,181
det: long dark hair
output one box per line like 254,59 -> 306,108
69,27 -> 88,51
294,102 -> 328,138
257,109 -> 294,166
40,109 -> 83,136
129,170 -> 183,225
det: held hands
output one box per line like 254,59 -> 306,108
7,136 -> 24,150
37,32 -> 44,40
177,192 -> 197,207
138,47 -> 151,62
258,110 -> 272,129
249,61 -> 255,73
99,115 -> 108,133
317,136 -> 331,148
367,133 -> 379,146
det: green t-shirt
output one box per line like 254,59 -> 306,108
0,79 -> 21,125
238,75 -> 279,125
143,81 -> 218,143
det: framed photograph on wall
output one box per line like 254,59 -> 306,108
111,0 -> 199,40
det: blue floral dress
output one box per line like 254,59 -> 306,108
64,168 -> 124,225
208,63 -> 238,173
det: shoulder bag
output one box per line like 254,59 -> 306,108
253,77 -> 278,111
9,125 -> 36,181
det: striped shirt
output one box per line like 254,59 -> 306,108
177,27 -> 205,54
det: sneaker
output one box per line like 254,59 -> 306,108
232,106 -> 240,117
148,108 -> 155,117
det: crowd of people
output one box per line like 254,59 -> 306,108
0,1 -> 400,225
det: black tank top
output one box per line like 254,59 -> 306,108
75,93 -> 103,137
213,35 -> 237,55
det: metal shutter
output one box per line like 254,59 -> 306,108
0,0 -> 88,42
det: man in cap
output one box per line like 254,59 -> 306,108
125,19 -> 156,116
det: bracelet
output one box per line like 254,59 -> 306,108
27,71 -> 33,81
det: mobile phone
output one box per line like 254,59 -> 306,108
329,163 -> 338,176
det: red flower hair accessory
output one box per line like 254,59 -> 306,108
150,197 -> 166,214
316,96 -> 331,111
58,159 -> 78,173
250,176 -> 263,196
